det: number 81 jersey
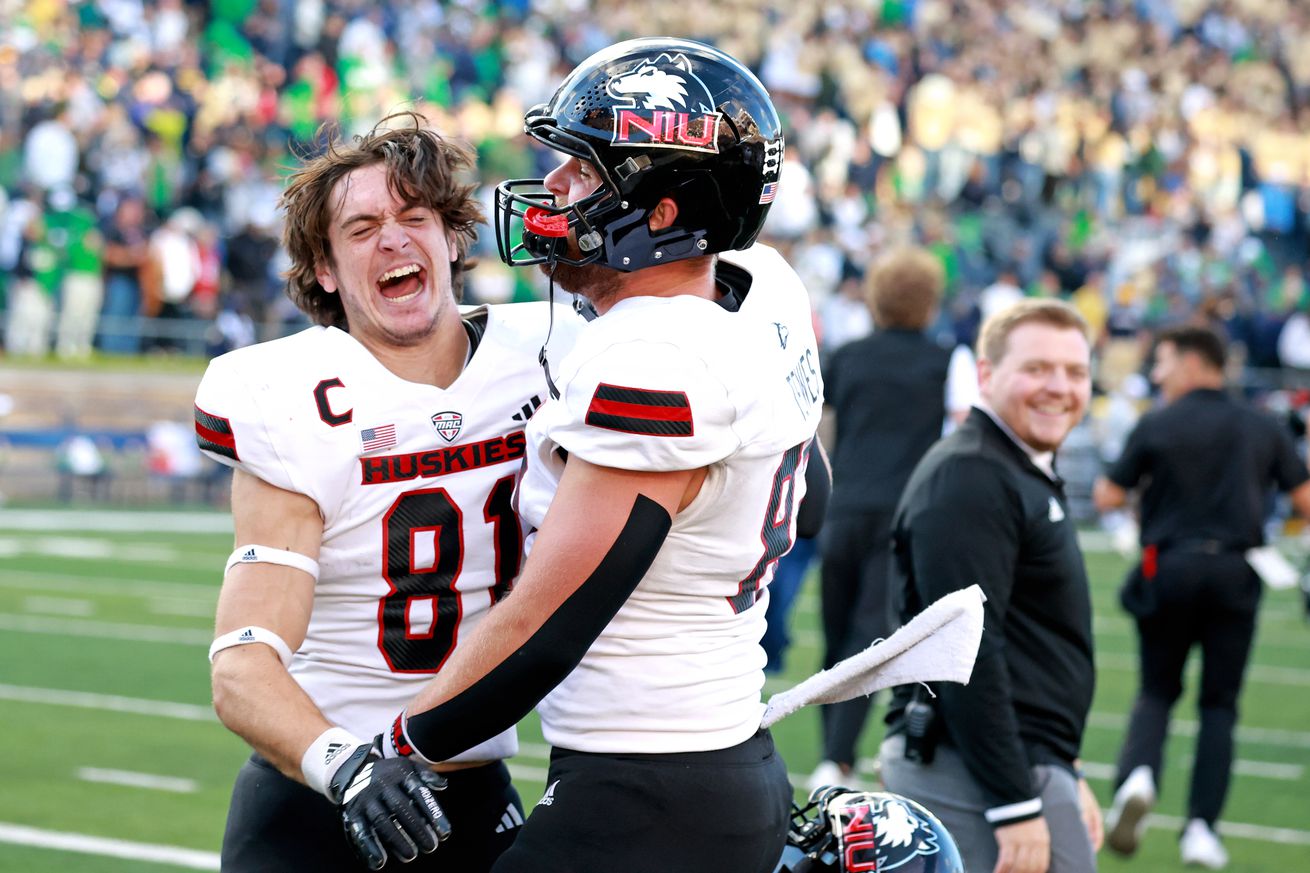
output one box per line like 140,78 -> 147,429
194,303 -> 582,761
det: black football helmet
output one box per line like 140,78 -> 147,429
494,37 -> 784,272
775,787 -> 965,873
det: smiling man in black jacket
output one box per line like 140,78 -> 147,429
880,299 -> 1103,873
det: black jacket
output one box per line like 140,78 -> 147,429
823,329 -> 952,515
886,408 -> 1094,825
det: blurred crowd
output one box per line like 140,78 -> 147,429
2,0 -> 1310,389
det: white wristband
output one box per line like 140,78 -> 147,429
225,544 -> 320,581
302,727 -> 366,798
208,626 -> 295,667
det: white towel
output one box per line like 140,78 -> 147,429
1245,545 -> 1298,590
760,584 -> 986,728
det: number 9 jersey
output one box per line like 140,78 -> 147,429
194,302 -> 584,763
518,244 -> 823,754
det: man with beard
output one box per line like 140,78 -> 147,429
340,39 -> 828,873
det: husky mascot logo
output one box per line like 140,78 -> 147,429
607,52 -> 722,153
834,793 -> 945,872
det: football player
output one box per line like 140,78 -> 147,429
196,113 -> 584,872
358,39 -> 829,873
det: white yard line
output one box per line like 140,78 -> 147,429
0,536 -> 181,562
0,613 -> 212,645
1232,760 -> 1305,780
22,596 -> 96,617
0,823 -> 219,869
0,569 -> 217,601
0,684 -> 216,721
857,754 -> 1303,784
1096,651 -> 1310,687
506,763 -> 551,785
1064,759 -> 1302,782
148,598 -> 220,618
1150,813 -> 1310,847
76,768 -> 199,794
0,509 -> 232,534
1086,711 -> 1310,749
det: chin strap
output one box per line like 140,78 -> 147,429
538,261 -> 563,401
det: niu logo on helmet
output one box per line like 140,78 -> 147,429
608,52 -> 722,154
837,794 -> 945,872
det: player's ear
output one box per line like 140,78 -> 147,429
447,230 -> 459,263
315,261 -> 339,295
648,197 -> 679,232
976,357 -> 993,395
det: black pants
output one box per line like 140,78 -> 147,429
1114,550 -> 1261,825
492,730 -> 791,873
221,755 -> 521,872
818,511 -> 895,766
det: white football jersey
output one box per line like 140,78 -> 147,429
520,244 -> 823,753
195,302 -> 584,761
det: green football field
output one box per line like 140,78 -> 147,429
0,507 -> 1306,872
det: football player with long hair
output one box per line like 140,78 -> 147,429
197,112 -> 584,871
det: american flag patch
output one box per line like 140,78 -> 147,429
585,383 -> 693,437
758,181 -> 779,204
360,424 -> 397,453
194,404 -> 238,461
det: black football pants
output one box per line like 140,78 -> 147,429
221,755 -> 521,872
818,510 -> 895,767
1113,550 -> 1261,825
491,730 -> 791,873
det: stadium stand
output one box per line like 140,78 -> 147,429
1,0 -> 1308,503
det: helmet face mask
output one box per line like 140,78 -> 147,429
778,787 -> 966,873
494,37 -> 784,273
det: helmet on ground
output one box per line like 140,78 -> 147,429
775,787 -> 965,873
494,36 -> 784,272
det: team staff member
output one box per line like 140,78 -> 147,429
809,245 -> 963,791
334,38 -> 822,873
197,114 -> 584,871
1096,325 -> 1310,870
880,299 -> 1103,873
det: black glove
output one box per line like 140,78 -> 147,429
328,735 -> 451,870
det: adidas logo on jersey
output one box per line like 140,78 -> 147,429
1048,496 -> 1065,523
511,395 -> 543,423
238,628 -> 255,642
240,548 -> 257,562
536,779 -> 560,807
494,802 -> 525,833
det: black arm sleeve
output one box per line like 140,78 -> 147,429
795,438 -> 831,539
401,494 -> 672,762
